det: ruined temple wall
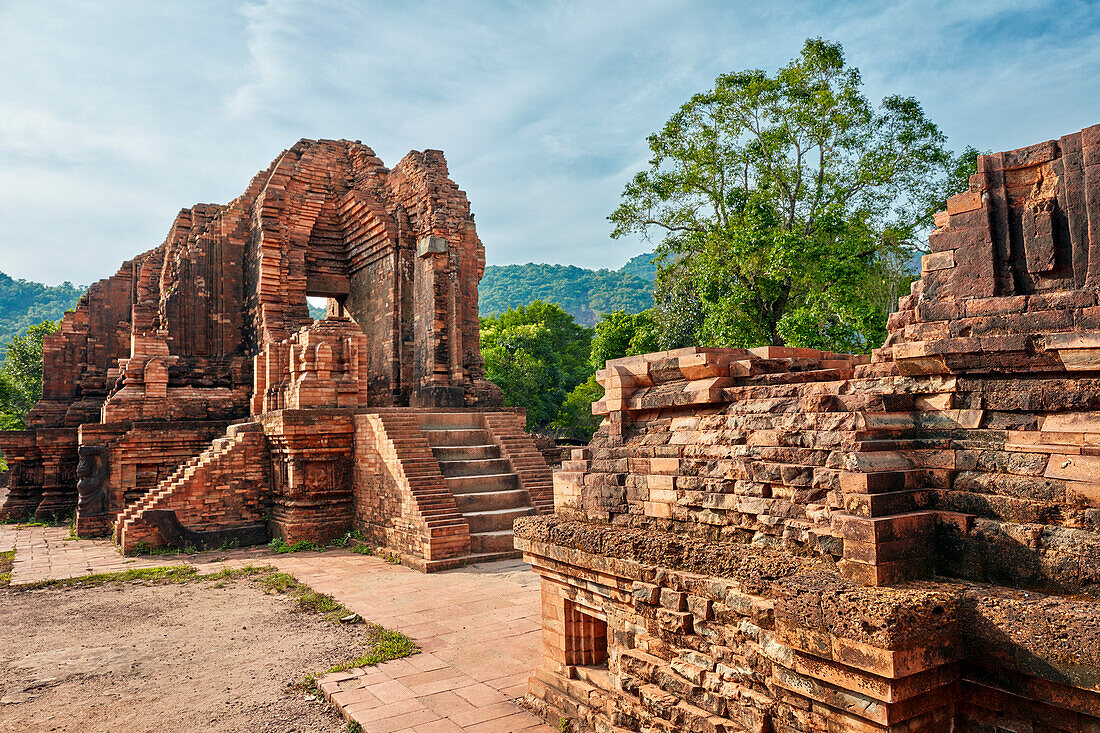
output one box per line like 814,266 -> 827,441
558,349 -> 874,561
518,517 -> 1100,733
29,260 -> 137,429
566,355 -> 1100,595
386,150 -> 491,399
524,127 -> 1100,733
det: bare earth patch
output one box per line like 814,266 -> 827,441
0,575 -> 370,732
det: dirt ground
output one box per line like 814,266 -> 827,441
0,576 -> 370,732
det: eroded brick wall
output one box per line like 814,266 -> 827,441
523,126 -> 1100,733
0,137 -> 501,528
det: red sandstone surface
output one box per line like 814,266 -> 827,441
518,127 -> 1100,732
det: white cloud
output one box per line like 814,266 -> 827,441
2,0 -> 1100,283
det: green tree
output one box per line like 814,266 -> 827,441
611,38 -> 976,353
552,308 -> 665,442
589,309 -> 659,370
0,319 -> 60,431
551,374 -> 604,441
480,302 -> 593,431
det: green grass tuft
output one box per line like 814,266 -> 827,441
130,540 -> 198,556
0,550 -> 13,587
252,568 -> 355,621
268,537 -> 319,554
11,564 -> 269,592
298,623 -> 419,693
14,565 -> 201,590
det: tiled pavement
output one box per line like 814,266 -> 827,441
0,525 -> 553,733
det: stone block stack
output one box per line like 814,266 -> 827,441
519,127 -> 1100,732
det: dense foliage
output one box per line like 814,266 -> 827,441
0,273 -> 83,359
480,302 -> 593,431
480,254 -> 655,326
550,309 -> 663,440
0,320 -> 61,432
611,38 -> 976,353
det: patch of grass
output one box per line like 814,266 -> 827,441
268,537 -> 319,554
12,564 -> 269,592
259,571 -> 297,593
344,723 -> 362,733
558,717 -> 573,733
253,568 -> 356,622
15,565 -> 202,590
1,512 -> 73,528
130,540 -> 198,556
328,624 -> 419,672
298,623 -> 419,693
0,550 -> 13,587
348,543 -> 373,556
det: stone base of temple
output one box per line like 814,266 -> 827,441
50,407 -> 556,568
517,517 -> 1100,733
75,514 -> 110,538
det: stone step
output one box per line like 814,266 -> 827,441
465,507 -> 535,534
460,550 -> 525,564
430,444 -> 501,461
436,458 -> 513,477
470,529 -> 519,554
445,473 -> 519,494
423,428 -> 492,447
415,412 -> 484,430
453,489 -> 531,513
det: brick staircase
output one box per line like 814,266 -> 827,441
116,422 -> 265,552
415,413 -> 538,561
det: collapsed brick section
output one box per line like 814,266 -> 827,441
0,138 -> 551,567
521,126 -> 1100,732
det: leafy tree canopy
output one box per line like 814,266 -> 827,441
610,38 -> 976,353
480,302 -> 593,431
0,319 -> 61,432
589,310 -> 660,371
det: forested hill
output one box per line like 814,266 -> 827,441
0,250 -> 658,355
480,252 -> 656,326
0,272 -> 84,358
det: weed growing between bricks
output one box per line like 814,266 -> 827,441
0,512 -> 73,528
130,540 -> 199,556
0,550 -> 13,587
297,623 -> 419,693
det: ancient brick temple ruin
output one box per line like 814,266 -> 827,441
0,139 -> 552,569
519,127 -> 1100,731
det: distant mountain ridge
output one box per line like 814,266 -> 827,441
0,272 -> 84,358
480,252 -> 656,326
0,252 -> 658,355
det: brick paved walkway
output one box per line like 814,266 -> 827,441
0,525 -> 552,732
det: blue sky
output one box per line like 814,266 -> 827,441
3,0 -> 1100,285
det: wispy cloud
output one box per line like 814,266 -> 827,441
2,0 -> 1100,284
